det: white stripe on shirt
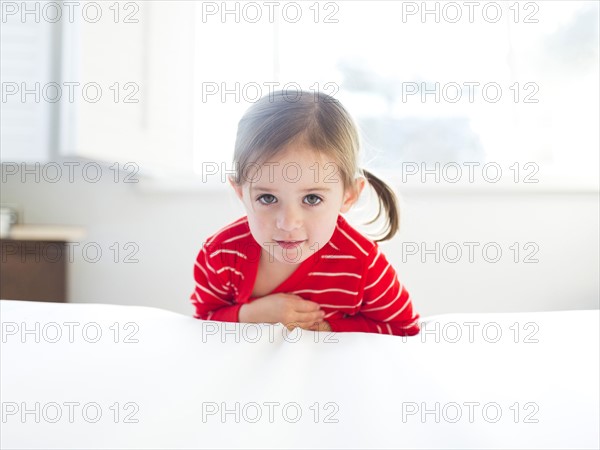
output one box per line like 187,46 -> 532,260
206,218 -> 248,245
210,249 -> 248,259
368,247 -> 381,269
195,261 -> 229,296
337,225 -> 369,256
223,231 -> 252,244
308,271 -> 361,278
293,288 -> 358,296
217,266 -> 245,280
195,282 -> 231,304
382,295 -> 411,322
364,274 -> 399,306
364,262 -> 391,290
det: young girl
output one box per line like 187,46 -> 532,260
190,90 -> 420,336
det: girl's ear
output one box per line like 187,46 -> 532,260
340,176 -> 366,213
228,176 -> 244,200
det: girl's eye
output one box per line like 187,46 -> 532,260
304,194 -> 323,206
257,194 -> 276,205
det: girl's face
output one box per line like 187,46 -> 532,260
230,142 -> 365,266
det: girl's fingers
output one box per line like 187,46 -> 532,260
284,319 -> 322,331
285,323 -> 314,331
297,310 -> 325,324
293,299 -> 322,312
282,314 -> 322,330
302,321 -> 328,331
299,321 -> 324,331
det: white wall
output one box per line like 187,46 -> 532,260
2,167 -> 598,317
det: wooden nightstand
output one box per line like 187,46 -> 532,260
0,225 -> 85,303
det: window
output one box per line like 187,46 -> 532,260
60,1 -> 196,176
0,15 -> 56,161
192,0 -> 599,188
4,1 -> 597,190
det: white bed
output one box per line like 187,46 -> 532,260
1,299 -> 598,449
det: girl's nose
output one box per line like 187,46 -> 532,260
276,205 -> 302,232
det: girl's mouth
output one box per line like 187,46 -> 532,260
275,240 -> 306,249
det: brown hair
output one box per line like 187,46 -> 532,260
231,90 -> 400,242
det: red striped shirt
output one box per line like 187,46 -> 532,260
190,215 -> 420,336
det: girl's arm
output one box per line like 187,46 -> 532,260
192,240 -> 327,326
190,244 -> 242,322
239,294 -> 326,330
326,246 -> 420,336
326,312 -> 418,335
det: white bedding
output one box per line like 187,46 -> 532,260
1,300 -> 598,449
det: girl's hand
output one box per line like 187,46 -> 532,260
239,293 -> 325,331
306,320 -> 332,332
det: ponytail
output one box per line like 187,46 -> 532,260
361,168 -> 400,242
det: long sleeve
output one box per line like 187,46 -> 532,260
190,242 -> 242,322
327,246 -> 420,336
